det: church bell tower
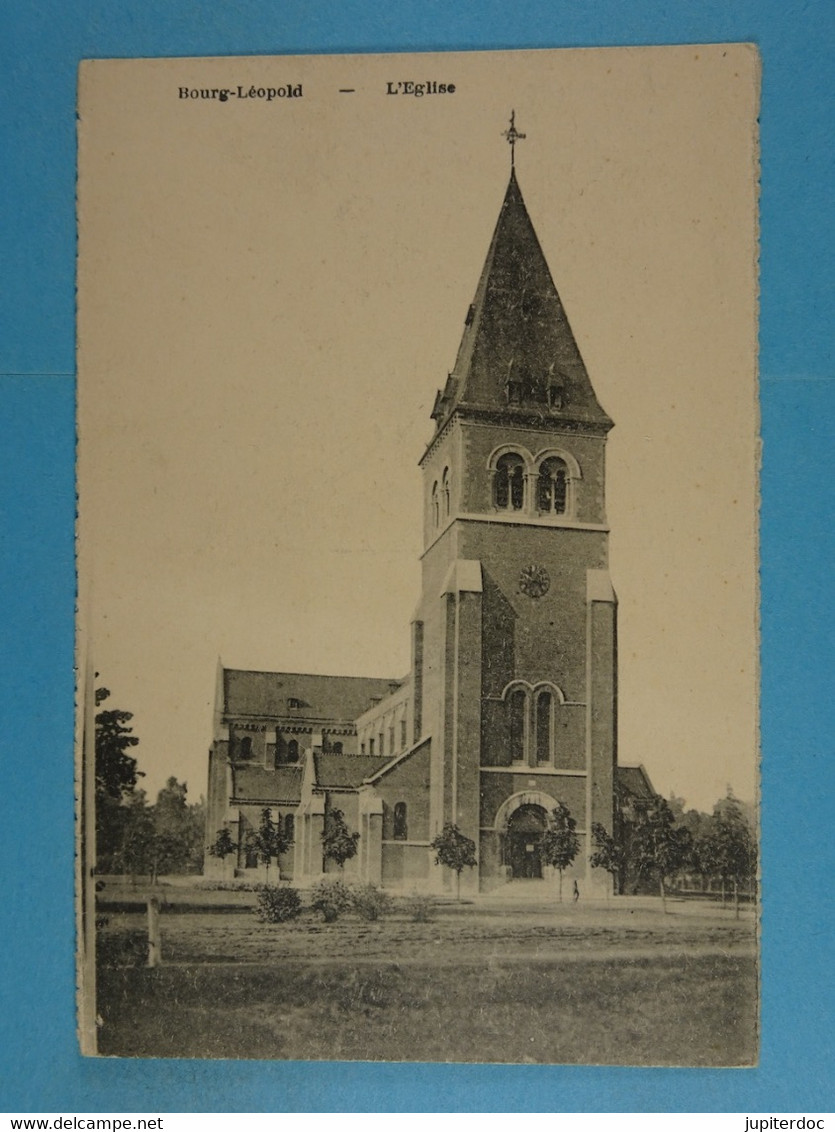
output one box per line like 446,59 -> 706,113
414,116 -> 617,894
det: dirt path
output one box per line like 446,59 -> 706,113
149,942 -> 753,969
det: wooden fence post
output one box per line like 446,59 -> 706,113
147,895 -> 161,968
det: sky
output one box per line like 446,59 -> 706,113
77,44 -> 760,815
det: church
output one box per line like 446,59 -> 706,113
205,125 -> 644,896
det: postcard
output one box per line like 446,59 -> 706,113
77,44 -> 760,1064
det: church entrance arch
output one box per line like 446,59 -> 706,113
495,790 -> 560,882
506,803 -> 547,878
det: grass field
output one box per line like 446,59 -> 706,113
94,885 -> 758,1066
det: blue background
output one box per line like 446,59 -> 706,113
1,0 -> 832,1113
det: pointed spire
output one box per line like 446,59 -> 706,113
430,158 -> 612,434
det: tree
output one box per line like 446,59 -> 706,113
430,823 -> 477,901
149,777 -> 205,878
182,793 -> 206,873
667,793 -> 688,823
208,827 -> 238,864
630,793 -> 692,913
539,802 -> 580,901
94,686 -> 144,872
606,778 -> 643,894
321,808 -> 360,872
677,807 -> 709,880
701,790 -> 757,918
689,813 -> 718,892
246,808 -> 290,883
113,790 -> 154,882
93,686 -> 205,880
589,821 -> 623,896
106,778 -> 206,883
152,777 -> 190,874
155,775 -> 187,819
95,687 -> 142,802
145,830 -> 189,885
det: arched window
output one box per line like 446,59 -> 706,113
286,738 -> 299,763
431,481 -> 440,527
508,688 -> 527,763
393,802 -> 408,840
284,814 -> 295,842
239,735 -> 253,760
442,467 -> 451,518
244,822 -> 258,868
331,740 -> 343,755
495,453 -> 525,511
535,691 -> 552,764
537,457 -> 568,515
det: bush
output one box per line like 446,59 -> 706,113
310,878 -> 352,922
255,885 -> 302,923
350,884 -> 392,921
406,893 -> 434,922
96,928 -> 148,968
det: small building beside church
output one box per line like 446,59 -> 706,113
205,138 -> 637,897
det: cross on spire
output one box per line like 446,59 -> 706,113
502,110 -> 526,169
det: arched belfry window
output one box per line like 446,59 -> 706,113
239,735 -> 253,760
495,453 -> 525,511
431,481 -> 440,527
393,802 -> 408,841
508,688 -> 527,763
535,691 -> 553,764
287,738 -> 299,763
537,457 -> 569,515
442,467 -> 451,518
